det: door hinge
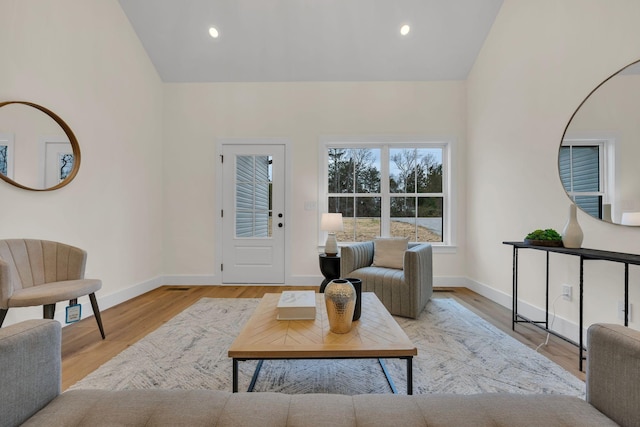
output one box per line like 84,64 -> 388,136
221,209 -> 224,218
221,264 -> 223,271
220,154 -> 223,163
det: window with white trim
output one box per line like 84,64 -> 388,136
559,140 -> 607,219
0,133 -> 13,178
322,140 -> 451,245
0,145 -> 7,176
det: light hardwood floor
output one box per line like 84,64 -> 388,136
61,286 -> 585,391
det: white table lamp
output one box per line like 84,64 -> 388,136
621,212 -> 640,226
321,213 -> 343,256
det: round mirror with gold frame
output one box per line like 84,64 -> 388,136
0,101 -> 80,191
559,59 -> 640,226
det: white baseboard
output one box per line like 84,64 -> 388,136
433,276 -> 468,287
465,277 -> 582,344
55,276 -> 163,328
162,275 -> 219,285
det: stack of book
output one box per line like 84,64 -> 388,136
276,291 -> 316,320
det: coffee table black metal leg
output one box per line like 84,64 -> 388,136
379,357 -> 413,395
247,360 -> 264,392
378,359 -> 397,394
232,358 -> 238,392
236,357 -> 413,394
407,357 -> 413,395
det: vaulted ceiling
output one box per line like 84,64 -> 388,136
118,0 -> 504,82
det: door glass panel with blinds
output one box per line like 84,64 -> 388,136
235,155 -> 272,238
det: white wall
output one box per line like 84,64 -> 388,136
162,81 -> 468,284
467,0 -> 640,339
0,0 -> 164,326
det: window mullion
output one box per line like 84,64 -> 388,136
569,146 -> 574,193
380,145 -> 390,236
598,142 -> 605,195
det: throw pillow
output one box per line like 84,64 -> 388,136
372,237 -> 409,269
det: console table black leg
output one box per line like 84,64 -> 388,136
232,359 -> 238,392
407,357 -> 413,395
579,257 -> 584,371
545,252 -> 549,329
625,263 -> 630,327
512,247 -> 518,330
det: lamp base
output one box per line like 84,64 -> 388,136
324,233 -> 338,256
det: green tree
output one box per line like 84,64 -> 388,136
328,148 -> 380,216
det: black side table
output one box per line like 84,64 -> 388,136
319,253 -> 340,292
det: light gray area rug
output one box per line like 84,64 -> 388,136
71,298 -> 585,396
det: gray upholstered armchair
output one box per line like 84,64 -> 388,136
0,239 -> 105,338
341,240 -> 433,319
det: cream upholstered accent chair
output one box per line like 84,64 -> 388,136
0,239 -> 105,338
340,238 -> 433,319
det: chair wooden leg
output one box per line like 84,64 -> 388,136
89,293 -> 106,339
0,309 -> 7,327
43,304 -> 56,319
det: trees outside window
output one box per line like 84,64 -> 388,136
325,143 -> 448,244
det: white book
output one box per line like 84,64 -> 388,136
276,291 -> 316,320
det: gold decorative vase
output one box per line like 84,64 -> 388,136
324,279 -> 357,334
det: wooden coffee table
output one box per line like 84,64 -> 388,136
228,292 -> 417,394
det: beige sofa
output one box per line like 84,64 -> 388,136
2,319 -> 639,426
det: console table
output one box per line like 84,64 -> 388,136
503,241 -> 640,371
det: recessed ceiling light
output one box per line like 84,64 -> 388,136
400,24 -> 410,36
209,27 -> 219,38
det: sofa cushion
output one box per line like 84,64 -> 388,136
372,237 -> 408,269
23,390 -> 617,427
22,390 -> 233,426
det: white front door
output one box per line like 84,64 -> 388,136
221,144 -> 285,283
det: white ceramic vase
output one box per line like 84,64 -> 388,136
562,204 -> 584,248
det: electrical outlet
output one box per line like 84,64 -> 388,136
618,301 -> 633,322
561,284 -> 572,301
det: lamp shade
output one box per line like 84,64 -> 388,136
621,212 -> 640,226
321,213 -> 344,232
